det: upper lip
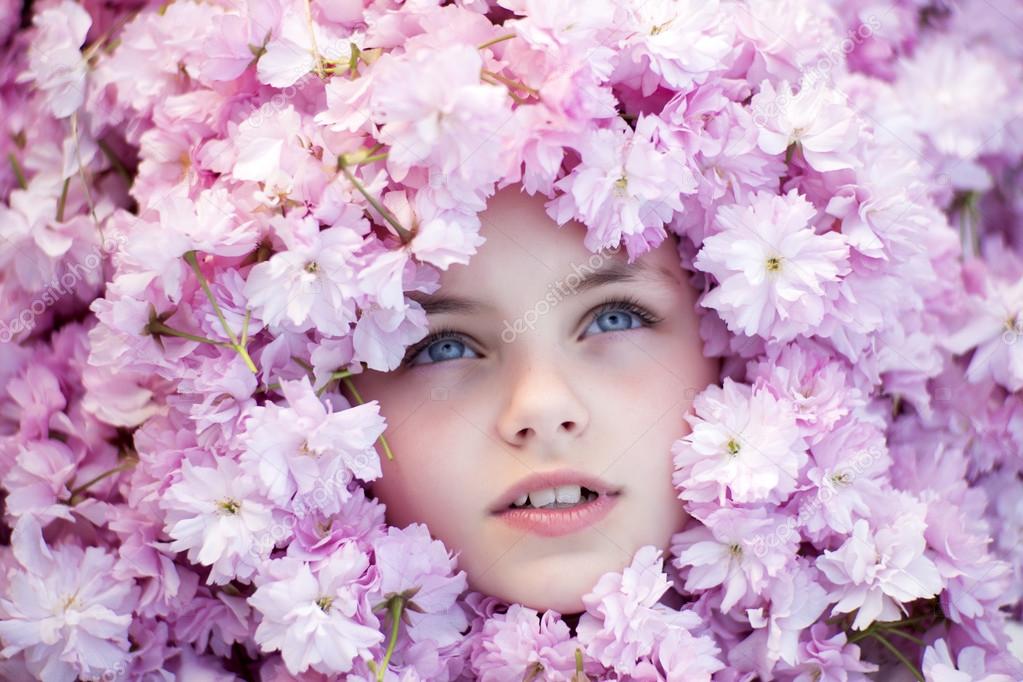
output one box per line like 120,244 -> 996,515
489,469 -> 623,514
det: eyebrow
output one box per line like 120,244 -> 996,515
407,258 -> 678,315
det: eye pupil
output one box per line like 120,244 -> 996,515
428,339 -> 465,362
596,310 -> 634,333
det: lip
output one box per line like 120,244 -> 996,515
493,492 -> 622,537
488,469 -> 623,536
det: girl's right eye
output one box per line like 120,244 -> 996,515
402,330 -> 481,368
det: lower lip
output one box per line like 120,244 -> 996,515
492,493 -> 621,537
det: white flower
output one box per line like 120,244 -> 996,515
673,378 -> 808,504
240,376 -> 385,515
17,0 -> 91,118
0,518 -> 138,682
695,189 -> 850,340
161,458 -> 273,584
243,214 -> 364,336
817,501 -> 942,630
250,549 -> 384,675
751,79 -> 860,171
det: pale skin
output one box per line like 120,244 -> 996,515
351,184 -> 718,615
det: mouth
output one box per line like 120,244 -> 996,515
488,471 -> 623,536
500,485 -> 615,511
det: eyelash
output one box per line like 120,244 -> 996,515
399,295 -> 663,368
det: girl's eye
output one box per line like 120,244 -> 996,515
403,330 -> 481,368
580,296 -> 662,339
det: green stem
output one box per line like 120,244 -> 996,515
67,458 -> 137,504
147,320 -> 228,346
879,615 -> 933,629
884,629 -> 925,647
183,251 -> 259,373
185,251 -> 238,345
870,632 -> 924,682
240,309 -> 252,347
56,177 -> 70,222
314,368 -> 354,397
341,376 -> 395,461
336,160 -> 412,243
477,33 -> 516,50
375,597 -> 405,682
8,153 -> 27,189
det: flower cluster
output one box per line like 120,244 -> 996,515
1,0 -> 1022,680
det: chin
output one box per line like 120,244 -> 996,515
475,558 -> 616,615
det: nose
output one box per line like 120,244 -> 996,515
495,357 -> 590,449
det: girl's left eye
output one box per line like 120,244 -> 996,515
580,296 -> 662,339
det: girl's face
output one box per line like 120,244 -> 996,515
352,185 -> 718,614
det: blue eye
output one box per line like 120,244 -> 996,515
403,330 -> 480,367
581,297 -> 661,338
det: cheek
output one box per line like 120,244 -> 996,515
370,398 -> 479,529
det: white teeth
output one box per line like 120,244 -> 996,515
555,485 -> 582,504
508,485 -> 601,509
527,488 -> 557,508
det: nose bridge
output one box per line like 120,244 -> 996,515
496,339 -> 590,446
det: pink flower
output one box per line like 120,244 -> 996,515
4,364 -> 67,440
799,420 -> 889,540
160,457 -> 274,585
943,270 -> 1023,392
249,549 -> 384,675
240,377 -> 385,515
351,302 -> 430,372
549,115 -> 697,259
2,440 -> 77,525
615,0 -> 734,96
0,518 -> 138,682
369,44 -> 511,191
774,622 -> 877,681
576,545 -> 723,680
745,564 -> 829,668
893,40 -> 1015,161
816,500 -> 942,630
370,524 -> 468,649
747,341 -> 862,444
672,508 -> 798,613
382,189 -> 487,271
673,378 -> 808,504
243,214 -> 364,336
695,189 -> 850,340
18,0 -> 91,118
470,605 -> 580,682
922,639 -> 1016,682
751,79 -> 860,171
255,10 -> 351,87
200,0 -> 283,81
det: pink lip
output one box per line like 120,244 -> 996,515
493,492 -> 621,537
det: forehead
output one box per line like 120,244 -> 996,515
426,186 -> 683,308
